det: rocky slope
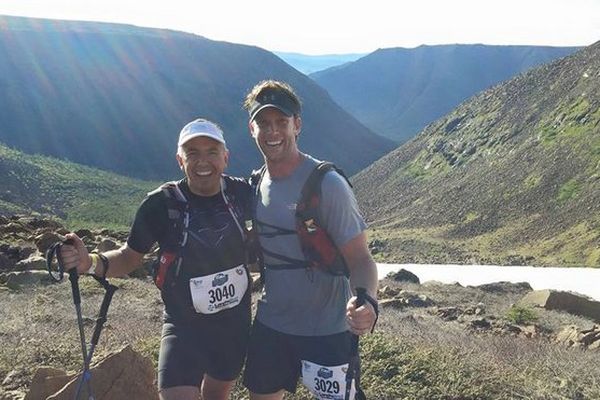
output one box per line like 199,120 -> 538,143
354,41 -> 600,267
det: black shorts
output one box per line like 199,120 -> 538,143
243,320 -> 354,395
158,312 -> 250,389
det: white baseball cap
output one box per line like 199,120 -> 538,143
178,118 -> 226,147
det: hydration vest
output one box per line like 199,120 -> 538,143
250,161 -> 351,277
150,178 -> 253,317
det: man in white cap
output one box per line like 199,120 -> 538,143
59,118 -> 254,400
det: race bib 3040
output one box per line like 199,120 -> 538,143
189,264 -> 248,314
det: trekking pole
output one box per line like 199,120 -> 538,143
74,275 -> 118,400
345,287 -> 367,400
47,240 -> 119,400
47,240 -> 94,399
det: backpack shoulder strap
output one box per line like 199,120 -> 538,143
298,161 -> 352,215
249,165 -> 267,194
154,181 -> 188,221
296,161 -> 350,277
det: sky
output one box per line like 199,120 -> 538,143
1,0 -> 599,55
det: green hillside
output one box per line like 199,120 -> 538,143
354,42 -> 600,267
0,15 -> 394,180
0,142 -> 157,230
313,44 -> 580,143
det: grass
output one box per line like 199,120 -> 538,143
0,142 -> 157,231
3,277 -> 599,399
368,210 -> 600,267
557,179 -> 581,205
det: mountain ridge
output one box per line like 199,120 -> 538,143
313,44 -> 581,143
0,15 -> 394,180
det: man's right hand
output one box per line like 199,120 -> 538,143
59,233 -> 91,274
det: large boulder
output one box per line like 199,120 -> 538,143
386,268 -> 420,284
24,367 -> 74,400
44,345 -> 158,400
518,289 -> 600,322
555,324 -> 600,350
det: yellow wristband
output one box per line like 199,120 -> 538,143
88,253 -> 99,275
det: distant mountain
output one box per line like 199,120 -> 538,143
0,16 -> 394,180
313,44 -> 580,143
353,42 -> 600,267
274,51 -> 367,74
0,141 -> 155,229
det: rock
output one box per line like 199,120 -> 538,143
23,218 -> 63,231
501,323 -> 523,335
518,289 -> 600,322
470,318 -> 491,330
14,256 -> 46,272
399,291 -> 433,307
555,325 -> 581,347
0,390 -> 25,400
368,239 -> 385,255
386,268 -> 420,284
2,368 -> 27,391
520,324 -> 542,338
379,285 -> 399,299
0,223 -> 27,235
24,367 -> 74,400
555,324 -> 600,349
475,302 -> 485,315
4,271 -> 50,289
380,299 -> 405,309
46,345 -> 158,400
35,232 -> 63,254
435,306 -> 461,321
476,281 -> 532,293
96,238 -> 119,252
74,229 -> 94,240
0,254 -> 15,271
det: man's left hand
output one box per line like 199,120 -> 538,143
346,295 -> 377,335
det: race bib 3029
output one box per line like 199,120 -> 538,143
301,360 -> 356,400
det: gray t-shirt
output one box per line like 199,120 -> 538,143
255,155 -> 367,336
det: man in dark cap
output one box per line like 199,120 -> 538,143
242,80 -> 378,400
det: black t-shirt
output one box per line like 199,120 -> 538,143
127,176 -> 253,321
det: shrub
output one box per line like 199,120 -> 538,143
505,305 -> 538,324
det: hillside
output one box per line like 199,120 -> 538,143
0,15 -> 394,180
0,141 -> 155,229
313,44 -> 580,142
274,51 -> 366,74
354,42 -> 600,267
1,226 -> 599,399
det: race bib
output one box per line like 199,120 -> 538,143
189,264 -> 248,314
301,360 -> 356,400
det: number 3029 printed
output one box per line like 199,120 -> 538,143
314,377 -> 340,394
